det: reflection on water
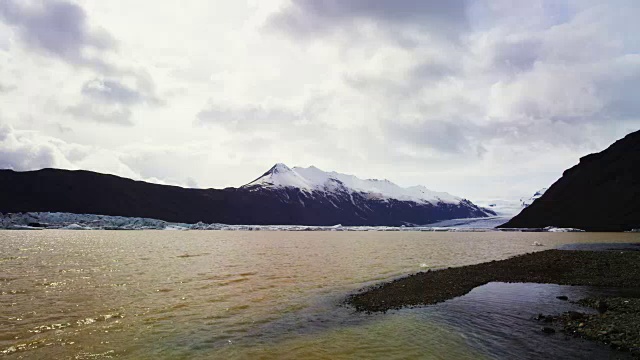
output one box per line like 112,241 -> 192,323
1,231 -> 639,359
419,282 -> 636,360
558,242 -> 640,251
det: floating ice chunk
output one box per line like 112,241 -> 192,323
543,226 -> 585,232
62,224 -> 90,230
164,225 -> 189,231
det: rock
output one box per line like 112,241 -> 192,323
535,314 -> 555,322
556,295 -> 569,301
542,327 -> 556,334
567,311 -> 583,320
596,300 -> 609,313
610,341 -> 627,351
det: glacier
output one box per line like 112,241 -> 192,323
0,212 -> 582,232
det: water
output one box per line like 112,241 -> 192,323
1,231 -> 639,359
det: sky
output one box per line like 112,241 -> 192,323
0,0 -> 638,202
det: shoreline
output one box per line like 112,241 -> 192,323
539,296 -> 640,355
347,249 -> 640,312
346,249 -> 640,355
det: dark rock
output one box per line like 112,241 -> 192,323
535,314 -> 554,323
535,314 -> 544,321
556,295 -> 569,301
610,341 -> 628,351
596,300 -> 609,313
567,311 -> 584,320
499,129 -> 640,231
542,327 -> 556,334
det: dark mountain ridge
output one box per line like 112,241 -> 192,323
0,167 -> 493,226
500,130 -> 640,231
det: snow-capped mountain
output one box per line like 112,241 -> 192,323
236,163 -> 495,225
0,165 -> 495,227
243,163 -> 461,205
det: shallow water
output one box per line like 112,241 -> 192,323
1,231 -> 639,359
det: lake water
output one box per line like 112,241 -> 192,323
1,231 -> 639,359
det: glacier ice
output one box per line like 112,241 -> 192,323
0,212 -> 583,232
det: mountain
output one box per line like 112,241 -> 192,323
0,164 -> 494,226
500,130 -> 640,231
244,163 -> 464,205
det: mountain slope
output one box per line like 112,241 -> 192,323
500,130 -> 640,231
0,165 -> 494,226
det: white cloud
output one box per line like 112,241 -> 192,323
0,0 -> 638,201
0,123 -> 135,177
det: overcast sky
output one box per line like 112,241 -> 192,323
0,0 -> 638,201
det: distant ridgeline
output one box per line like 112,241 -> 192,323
500,129 -> 640,232
0,164 -> 494,226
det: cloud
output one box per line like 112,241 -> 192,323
1,1 -> 639,201
389,120 -> 473,154
82,78 -> 145,106
373,4 -> 637,145
268,0 -> 469,39
0,0 -> 163,126
64,77 -> 162,125
0,0 -> 115,72
0,82 -> 16,92
0,124 -> 199,185
0,123 -> 81,171
196,103 -> 299,130
66,102 -> 133,126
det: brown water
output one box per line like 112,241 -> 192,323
1,231 -> 639,359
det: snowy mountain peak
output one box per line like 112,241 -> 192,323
269,163 -> 292,174
247,163 -> 309,189
243,164 -> 464,205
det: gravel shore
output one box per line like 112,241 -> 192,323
346,249 -> 640,357
538,297 -> 640,357
347,250 -> 640,312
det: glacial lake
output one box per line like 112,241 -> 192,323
2,231 -> 640,359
